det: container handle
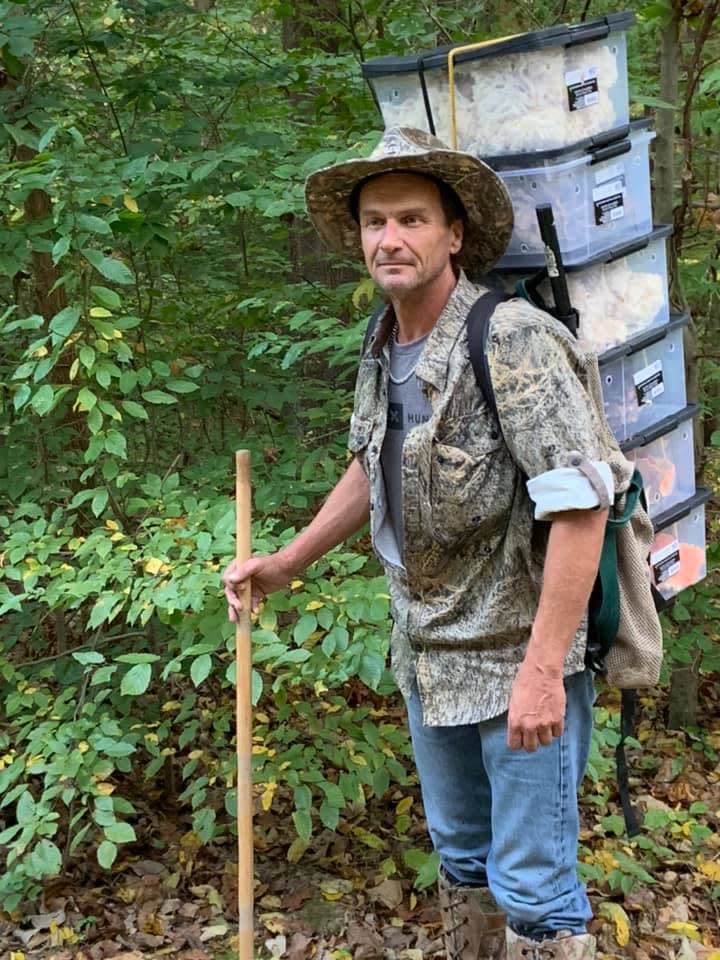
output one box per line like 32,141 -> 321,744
564,22 -> 611,47
446,36 -> 520,150
589,138 -> 632,165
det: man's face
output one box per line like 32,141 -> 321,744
357,172 -> 463,300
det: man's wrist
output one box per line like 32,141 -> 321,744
521,636 -> 565,678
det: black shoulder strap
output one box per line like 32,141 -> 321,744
360,304 -> 387,358
465,290 -> 513,424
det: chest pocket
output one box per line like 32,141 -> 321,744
429,410 -> 510,548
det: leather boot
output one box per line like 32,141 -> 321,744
438,867 -> 506,960
505,928 -> 596,960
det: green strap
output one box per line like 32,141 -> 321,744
586,469 -> 647,668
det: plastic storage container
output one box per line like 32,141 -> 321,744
361,12 -> 635,158
494,225 -> 671,352
494,121 -> 654,268
650,488 -> 710,601
621,404 -> 698,519
599,313 -> 688,443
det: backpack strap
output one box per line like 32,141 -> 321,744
465,290 -> 513,423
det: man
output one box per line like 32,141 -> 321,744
224,128 -> 626,960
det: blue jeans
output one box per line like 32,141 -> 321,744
405,669 -> 595,937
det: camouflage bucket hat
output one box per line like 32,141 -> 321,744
305,127 -> 514,275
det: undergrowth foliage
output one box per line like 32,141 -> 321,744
0,0 -> 718,913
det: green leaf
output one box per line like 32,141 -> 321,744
292,808 -> 312,842
121,400 -> 148,419
251,669 -> 263,705
190,654 -> 212,687
166,379 -> 199,393
104,431 -> 127,458
91,286 -> 122,310
97,840 -> 118,869
293,613 -> 317,645
72,650 -> 106,665
83,249 -> 133,285
31,384 -> 55,415
91,489 -> 109,517
78,214 -> 113,235
121,663 -> 152,696
141,390 -> 177,405
115,653 -> 161,664
104,821 -> 136,844
52,235 -> 71,264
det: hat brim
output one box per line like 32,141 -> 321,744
305,147 -> 514,275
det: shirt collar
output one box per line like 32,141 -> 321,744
414,270 -> 486,393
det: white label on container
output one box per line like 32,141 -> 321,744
592,176 -> 626,225
651,538 -> 681,583
595,161 -> 625,186
566,66 -> 599,111
633,359 -> 665,405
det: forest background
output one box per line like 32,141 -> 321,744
0,0 -> 719,957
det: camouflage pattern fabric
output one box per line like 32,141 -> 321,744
304,126 -> 514,276
350,271 -> 632,727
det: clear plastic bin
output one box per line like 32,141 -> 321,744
621,404 -> 698,519
361,12 -> 634,159
650,488 -> 710,601
494,123 -> 654,268
493,225 -> 671,353
599,314 -> 688,443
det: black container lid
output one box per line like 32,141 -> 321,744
620,403 -> 699,453
421,11 -> 635,70
598,312 -> 689,366
484,117 -> 652,171
361,54 -> 422,77
563,222 -> 671,273
361,11 -> 635,77
652,486 -> 711,533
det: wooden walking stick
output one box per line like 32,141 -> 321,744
235,450 -> 254,959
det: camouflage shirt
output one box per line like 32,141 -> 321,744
349,271 -> 629,727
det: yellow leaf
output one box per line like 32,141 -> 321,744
349,753 -> 367,766
599,902 -> 630,947
69,357 -> 79,380
410,892 -> 417,910
95,782 -> 115,796
261,782 -> 277,812
305,599 -> 324,610
162,700 -> 182,713
32,345 -> 48,358
290,579 -> 303,589
90,306 -> 112,317
78,741 -> 89,754
106,519 -> 119,530
124,194 -> 139,213
321,889 -> 344,901
10,952 -> 26,960
252,745 -> 268,755
667,922 -> 702,941
396,796 -> 413,816
286,838 -> 308,863
352,276 -> 376,310
698,859 -> 720,882
188,749 -> 203,760
255,712 -> 270,723
144,557 -> 170,576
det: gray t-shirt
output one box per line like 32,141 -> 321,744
374,332 -> 432,568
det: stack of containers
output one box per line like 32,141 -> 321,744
361,13 -> 710,603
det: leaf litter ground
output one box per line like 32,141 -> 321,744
1,677 -> 718,960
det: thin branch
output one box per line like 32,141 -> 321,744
12,631 -> 146,669
67,0 -> 128,155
